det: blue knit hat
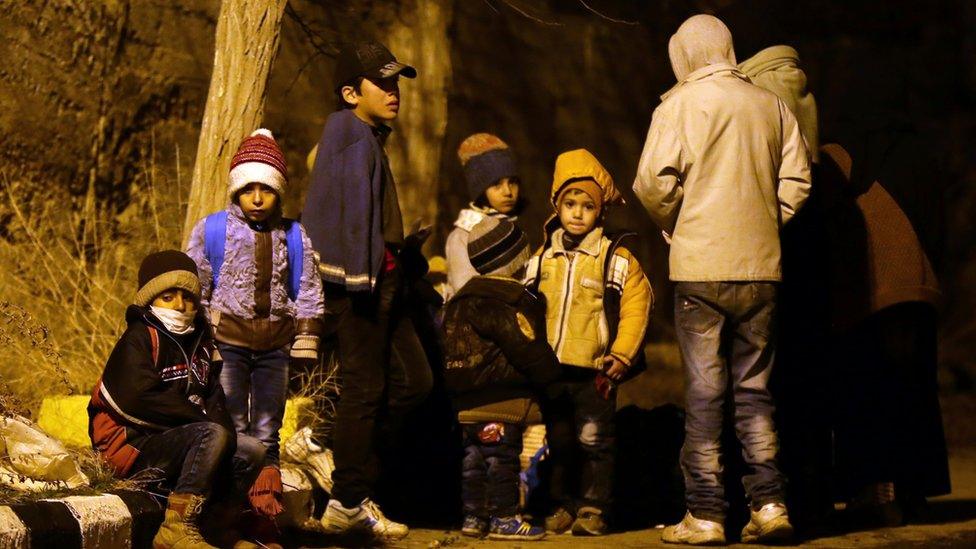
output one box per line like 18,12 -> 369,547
457,133 -> 518,201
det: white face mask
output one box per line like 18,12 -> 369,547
150,305 -> 197,335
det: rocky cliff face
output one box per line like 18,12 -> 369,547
1,0 -> 974,380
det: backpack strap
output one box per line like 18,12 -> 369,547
603,231 -> 636,295
283,219 -> 304,301
203,211 -> 228,290
146,325 -> 160,368
601,230 -> 647,379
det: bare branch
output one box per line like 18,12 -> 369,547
578,0 -> 639,25
284,3 -> 339,58
498,0 -> 562,26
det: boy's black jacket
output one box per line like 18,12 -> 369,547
88,305 -> 233,474
442,276 -> 561,412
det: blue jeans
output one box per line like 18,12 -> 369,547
462,422 -> 522,518
545,369 -> 616,514
129,422 -> 266,498
218,343 -> 289,465
674,282 -> 785,522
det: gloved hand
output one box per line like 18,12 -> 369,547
290,334 -> 320,361
248,465 -> 284,517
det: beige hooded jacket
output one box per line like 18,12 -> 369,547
739,45 -> 819,163
633,15 -> 812,282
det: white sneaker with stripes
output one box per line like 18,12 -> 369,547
320,498 -> 409,540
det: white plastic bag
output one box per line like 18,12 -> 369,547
0,414 -> 89,491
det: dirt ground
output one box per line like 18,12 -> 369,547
297,448 -> 976,548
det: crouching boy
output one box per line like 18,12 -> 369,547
525,149 -> 653,535
442,217 -> 562,541
88,251 -> 265,549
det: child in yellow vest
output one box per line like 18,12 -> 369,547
524,149 -> 653,535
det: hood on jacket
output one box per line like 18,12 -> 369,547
668,15 -> 736,82
739,45 -> 819,162
550,149 -> 621,208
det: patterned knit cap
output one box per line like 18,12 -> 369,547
457,133 -> 518,201
467,217 -> 531,277
229,129 -> 288,198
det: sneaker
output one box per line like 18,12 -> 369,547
320,498 -> 409,539
661,511 -> 726,545
488,516 -> 546,541
571,506 -> 607,536
461,515 -> 488,538
741,503 -> 794,544
545,507 -> 574,534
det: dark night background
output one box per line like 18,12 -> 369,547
5,0 -> 971,384
1,0 -> 975,542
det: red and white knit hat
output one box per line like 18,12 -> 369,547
228,128 -> 288,198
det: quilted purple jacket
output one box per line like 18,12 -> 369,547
186,204 -> 324,322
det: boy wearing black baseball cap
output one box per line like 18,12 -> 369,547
301,41 -> 429,540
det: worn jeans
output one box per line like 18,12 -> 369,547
461,422 -> 522,519
674,281 -> 785,522
129,422 -> 266,498
545,369 -> 616,514
327,265 -> 434,508
218,343 -> 289,465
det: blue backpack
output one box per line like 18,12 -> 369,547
202,211 -> 304,301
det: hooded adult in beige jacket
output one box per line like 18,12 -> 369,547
739,45 -> 819,163
633,15 -> 812,282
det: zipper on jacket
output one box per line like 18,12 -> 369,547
553,253 -> 576,358
142,314 -> 205,391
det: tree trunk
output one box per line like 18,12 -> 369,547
183,0 -> 288,241
383,0 -> 453,249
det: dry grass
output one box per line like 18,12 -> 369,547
289,348 -> 342,444
0,166 -> 184,417
0,444 -> 149,505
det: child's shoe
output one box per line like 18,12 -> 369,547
461,515 -> 488,538
487,516 -> 546,541
545,507 -> 574,534
661,511 -> 726,545
571,506 -> 607,536
740,502 -> 793,544
320,498 -> 408,539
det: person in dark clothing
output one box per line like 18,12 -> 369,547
301,40 -> 431,540
443,217 -> 560,542
820,142 -> 950,527
88,250 -> 265,549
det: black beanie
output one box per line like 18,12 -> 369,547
134,250 -> 202,306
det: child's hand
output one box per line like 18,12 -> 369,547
602,355 -> 629,382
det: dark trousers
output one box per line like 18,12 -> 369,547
129,422 -> 265,499
461,422 -> 522,519
218,343 -> 289,465
834,302 -> 950,499
327,266 -> 434,507
545,369 -> 616,514
674,282 -> 785,522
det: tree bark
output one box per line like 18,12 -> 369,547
383,0 -> 453,249
183,0 -> 288,241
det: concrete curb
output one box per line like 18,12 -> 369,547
0,466 -> 315,548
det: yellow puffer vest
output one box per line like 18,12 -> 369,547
526,227 -> 652,370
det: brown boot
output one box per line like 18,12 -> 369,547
153,493 -> 217,549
